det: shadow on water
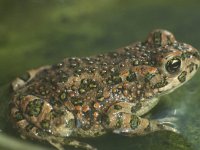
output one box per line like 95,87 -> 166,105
0,0 -> 200,150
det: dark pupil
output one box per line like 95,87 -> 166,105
166,58 -> 181,73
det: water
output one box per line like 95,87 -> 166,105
0,0 -> 200,150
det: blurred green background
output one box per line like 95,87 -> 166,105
0,0 -> 200,150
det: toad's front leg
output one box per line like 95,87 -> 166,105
103,102 -> 178,136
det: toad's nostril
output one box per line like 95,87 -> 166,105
193,51 -> 200,60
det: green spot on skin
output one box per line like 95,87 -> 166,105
79,88 -> 86,94
26,124 -> 34,132
126,72 -> 136,82
195,64 -> 199,70
133,60 -> 139,66
60,93 -> 67,100
107,75 -> 122,85
187,63 -> 195,73
60,74 -> 68,81
80,79 -> 98,90
72,99 -> 83,106
97,95 -> 104,102
15,111 -> 24,121
178,71 -> 187,83
114,105 -> 122,110
36,129 -> 49,137
115,112 -> 123,128
40,120 -> 50,129
116,120 -> 122,128
52,109 -> 65,117
145,73 -> 155,82
102,115 -> 110,126
153,77 -> 168,89
89,83 -> 97,88
26,99 -> 44,117
49,97 -> 56,105
131,103 -> 142,113
130,115 -> 140,129
113,76 -> 122,84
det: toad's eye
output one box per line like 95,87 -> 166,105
165,57 -> 181,74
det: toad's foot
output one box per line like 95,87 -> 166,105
156,116 -> 179,133
150,118 -> 179,134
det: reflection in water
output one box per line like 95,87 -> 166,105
171,80 -> 200,150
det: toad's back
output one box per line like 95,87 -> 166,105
10,29 -> 200,150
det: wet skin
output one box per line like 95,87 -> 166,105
10,29 -> 200,150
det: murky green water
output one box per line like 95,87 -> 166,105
0,0 -> 200,150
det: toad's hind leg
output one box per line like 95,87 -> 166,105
14,124 -> 97,150
10,94 -> 97,150
11,65 -> 51,91
14,126 -> 97,150
25,131 -> 98,150
10,117 -> 96,150
48,137 -> 97,150
25,129 -> 98,150
103,102 -> 179,136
